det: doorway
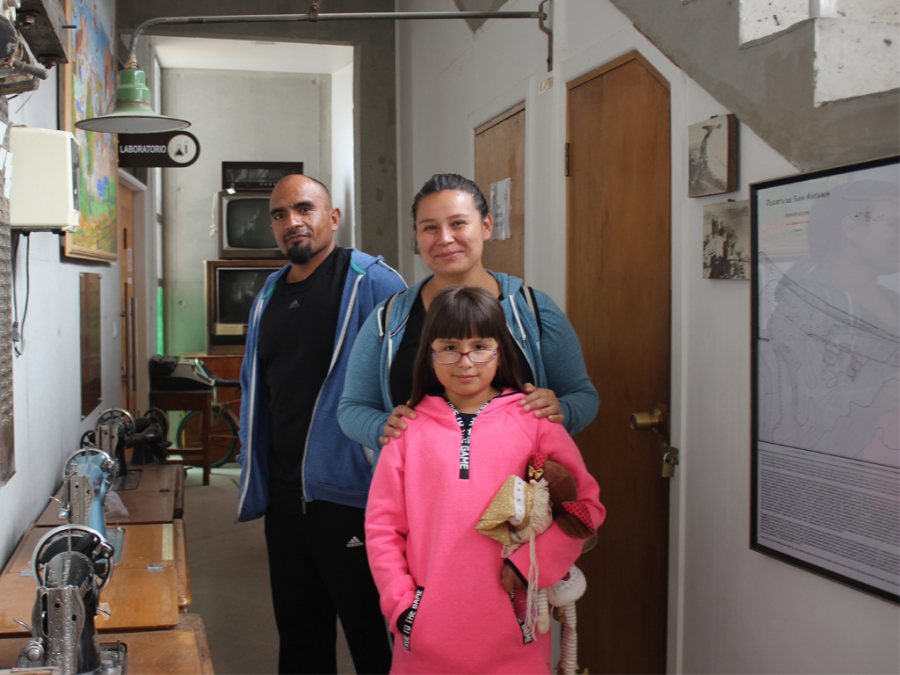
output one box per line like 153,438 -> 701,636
118,178 -> 137,414
566,51 -> 672,674
474,102 -> 526,278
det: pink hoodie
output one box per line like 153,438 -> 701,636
366,391 -> 605,675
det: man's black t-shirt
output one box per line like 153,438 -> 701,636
258,246 -> 351,494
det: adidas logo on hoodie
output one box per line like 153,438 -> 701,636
346,536 -> 364,548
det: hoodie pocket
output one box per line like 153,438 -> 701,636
399,586 -> 425,651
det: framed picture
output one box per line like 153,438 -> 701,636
750,155 -> 899,603
703,200 -> 750,279
63,0 -> 118,262
688,114 -> 737,197
80,272 -> 102,418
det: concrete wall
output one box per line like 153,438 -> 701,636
332,61 -> 357,249
161,68 -> 328,356
607,0 -> 899,172
0,70 -> 124,566
396,0 -> 899,672
119,0 -> 399,268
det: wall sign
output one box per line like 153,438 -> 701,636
118,131 -> 200,168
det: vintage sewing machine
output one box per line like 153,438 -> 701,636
85,408 -> 170,486
92,410 -> 135,486
54,448 -> 124,559
12,524 -> 126,675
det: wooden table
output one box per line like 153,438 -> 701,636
0,523 -> 185,636
151,390 -> 213,485
1,521 -> 191,611
36,464 -> 181,527
0,613 -> 213,674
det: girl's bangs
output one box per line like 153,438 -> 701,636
428,304 -> 505,342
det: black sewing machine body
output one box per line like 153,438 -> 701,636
14,525 -> 126,675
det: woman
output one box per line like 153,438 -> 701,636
338,173 -> 598,454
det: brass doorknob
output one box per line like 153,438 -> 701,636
630,408 -> 665,433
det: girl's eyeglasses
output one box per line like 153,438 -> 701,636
432,349 -> 498,365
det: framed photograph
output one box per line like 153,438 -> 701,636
63,0 -> 118,262
688,114 -> 737,197
703,200 -> 750,279
750,155 -> 899,603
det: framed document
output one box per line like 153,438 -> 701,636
751,156 -> 899,603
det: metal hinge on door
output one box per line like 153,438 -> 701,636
565,142 -> 570,176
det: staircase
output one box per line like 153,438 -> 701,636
609,0 -> 899,170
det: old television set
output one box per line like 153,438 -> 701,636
217,191 -> 286,260
222,161 -> 303,191
205,260 -> 286,354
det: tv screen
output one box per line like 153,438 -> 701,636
218,191 -> 285,259
216,268 -> 273,325
205,260 -> 286,354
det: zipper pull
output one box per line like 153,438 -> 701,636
301,496 -> 307,515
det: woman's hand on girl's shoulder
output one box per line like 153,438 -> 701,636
519,383 -> 564,424
380,404 -> 417,446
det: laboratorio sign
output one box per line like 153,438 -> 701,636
119,143 -> 168,153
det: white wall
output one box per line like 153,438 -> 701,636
332,60 -> 357,249
0,71 -> 123,565
162,68 -> 330,356
395,0 -> 900,673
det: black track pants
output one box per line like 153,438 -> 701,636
265,494 -> 392,675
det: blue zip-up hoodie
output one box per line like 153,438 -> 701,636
236,249 -> 406,522
337,272 -> 599,455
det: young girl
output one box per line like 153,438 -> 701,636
365,286 -> 605,675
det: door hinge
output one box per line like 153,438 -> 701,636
565,142 -> 570,177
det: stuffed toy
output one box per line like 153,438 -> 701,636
477,453 -> 595,674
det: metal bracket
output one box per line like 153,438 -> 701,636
124,3 -> 554,72
538,0 -> 553,72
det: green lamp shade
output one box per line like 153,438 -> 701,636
75,68 -> 190,134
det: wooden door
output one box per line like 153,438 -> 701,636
566,51 -> 672,674
474,102 -> 525,278
119,182 -> 137,414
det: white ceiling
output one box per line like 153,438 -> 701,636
152,36 -> 354,74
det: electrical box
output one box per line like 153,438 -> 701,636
9,126 -> 79,232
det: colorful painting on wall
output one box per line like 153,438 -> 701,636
65,0 -> 118,261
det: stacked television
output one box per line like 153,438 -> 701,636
205,162 -> 302,354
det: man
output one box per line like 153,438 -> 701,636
237,174 -> 405,674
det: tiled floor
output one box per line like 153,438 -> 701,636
183,466 -> 355,675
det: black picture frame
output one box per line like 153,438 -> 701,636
750,155 -> 899,604
221,161 -> 304,191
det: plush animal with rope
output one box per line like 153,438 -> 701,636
477,453 -> 595,674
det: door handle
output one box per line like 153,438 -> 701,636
629,408 -> 666,434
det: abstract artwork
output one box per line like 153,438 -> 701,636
65,0 -> 117,261
702,201 -> 750,279
688,114 -> 737,198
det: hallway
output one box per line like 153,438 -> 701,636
182,466 -> 355,674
